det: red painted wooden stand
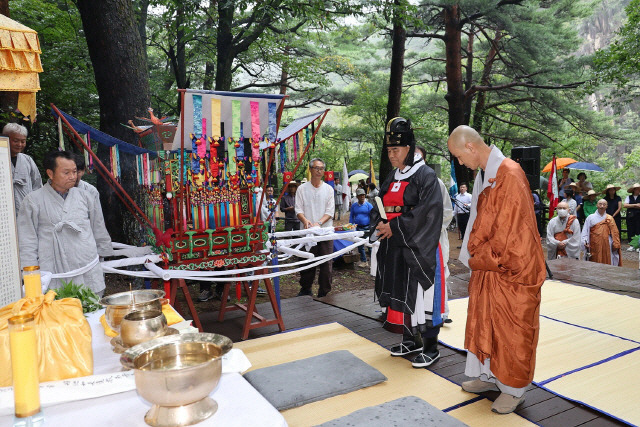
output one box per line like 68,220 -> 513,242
217,270 -> 285,340
166,278 -> 204,332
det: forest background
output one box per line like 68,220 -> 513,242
2,0 -> 640,239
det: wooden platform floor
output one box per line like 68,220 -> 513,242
548,258 -> 640,298
200,261 -> 640,427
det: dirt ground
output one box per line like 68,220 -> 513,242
104,219 -> 640,316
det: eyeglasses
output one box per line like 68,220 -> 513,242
311,167 -> 325,171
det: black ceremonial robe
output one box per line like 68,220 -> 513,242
371,159 -> 443,314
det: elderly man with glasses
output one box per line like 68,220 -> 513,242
4,122 -> 42,214
295,158 -> 335,297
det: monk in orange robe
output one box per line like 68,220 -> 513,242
581,199 -> 622,266
448,126 -> 545,414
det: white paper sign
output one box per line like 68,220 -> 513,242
0,137 -> 21,306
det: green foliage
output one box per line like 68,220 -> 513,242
5,0 -> 637,194
52,280 -> 101,314
10,0 -> 100,174
592,0 -> 640,87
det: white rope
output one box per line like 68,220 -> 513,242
273,231 -> 364,248
41,256 -> 100,290
105,239 -> 367,282
270,226 -> 336,239
55,230 -> 368,284
278,246 -> 315,259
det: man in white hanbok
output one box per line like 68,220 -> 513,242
547,201 -> 581,260
5,123 -> 42,214
17,151 -> 112,295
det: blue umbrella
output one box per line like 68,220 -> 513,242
566,162 -> 604,172
348,169 -> 368,177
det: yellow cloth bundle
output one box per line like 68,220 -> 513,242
0,290 -> 93,387
99,303 -> 184,337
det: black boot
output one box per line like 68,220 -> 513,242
411,336 -> 440,368
389,331 -> 422,357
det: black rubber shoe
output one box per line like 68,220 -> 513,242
389,341 -> 422,357
411,351 -> 440,368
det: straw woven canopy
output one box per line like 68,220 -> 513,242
0,14 -> 43,121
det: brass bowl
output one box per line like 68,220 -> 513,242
100,289 -> 165,332
120,309 -> 168,348
120,333 -> 233,427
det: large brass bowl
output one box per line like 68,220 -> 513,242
120,333 -> 233,427
100,289 -> 165,332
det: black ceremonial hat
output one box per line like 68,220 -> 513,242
384,117 -> 415,148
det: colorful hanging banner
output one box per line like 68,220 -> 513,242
279,141 -> 286,172
268,102 -> 277,140
250,101 -> 261,142
210,98 -> 221,138
57,116 -> 64,151
293,133 -> 298,161
227,140 -> 236,175
193,95 -> 203,137
86,131 -> 93,172
231,100 -> 241,140
197,118 -> 207,158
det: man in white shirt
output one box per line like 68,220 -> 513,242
547,201 -> 581,260
454,183 -> 472,238
5,123 -> 42,214
295,158 -> 335,297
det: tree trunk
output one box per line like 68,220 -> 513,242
76,0 -> 151,243
203,1 -> 216,90
443,5 -> 472,187
176,6 -> 187,89
381,0 -> 406,181
203,61 -> 215,90
279,47 -> 290,95
463,26 -> 474,125
134,0 -> 150,63
0,0 -> 8,17
215,1 -> 235,91
472,31 -> 503,134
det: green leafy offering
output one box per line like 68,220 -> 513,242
51,280 -> 101,314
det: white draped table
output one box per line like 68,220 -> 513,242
0,310 -> 287,427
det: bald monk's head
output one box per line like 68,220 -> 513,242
447,125 -> 492,171
597,199 -> 608,215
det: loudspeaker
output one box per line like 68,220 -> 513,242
511,146 -> 540,190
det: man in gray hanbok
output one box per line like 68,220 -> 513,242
17,151 -> 112,295
4,123 -> 42,214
